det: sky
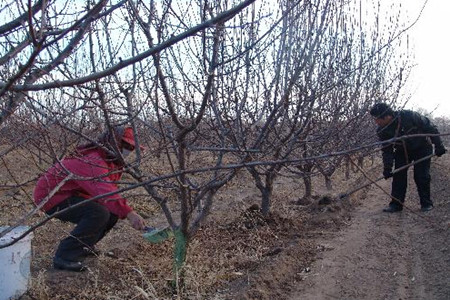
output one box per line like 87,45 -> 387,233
401,0 -> 450,118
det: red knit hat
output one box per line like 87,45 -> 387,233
122,127 -> 145,150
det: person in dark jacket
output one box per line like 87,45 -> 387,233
34,125 -> 146,271
370,103 -> 446,213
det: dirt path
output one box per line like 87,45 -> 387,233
287,156 -> 450,300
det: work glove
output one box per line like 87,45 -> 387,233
383,168 -> 393,180
435,146 -> 447,157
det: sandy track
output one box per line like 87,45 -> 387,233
287,155 -> 450,300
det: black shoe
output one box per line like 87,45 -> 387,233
421,205 -> 433,212
53,256 -> 87,272
382,206 -> 402,213
82,247 -> 101,257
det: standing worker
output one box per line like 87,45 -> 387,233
34,125 -> 146,271
370,103 -> 446,212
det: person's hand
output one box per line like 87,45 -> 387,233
126,211 -> 146,230
383,168 -> 393,180
435,146 -> 446,157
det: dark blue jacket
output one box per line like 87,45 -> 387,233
377,110 -> 443,169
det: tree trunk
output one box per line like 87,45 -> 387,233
357,156 -> 364,168
303,175 -> 312,200
261,176 -> 274,216
345,157 -> 350,180
324,175 -> 332,190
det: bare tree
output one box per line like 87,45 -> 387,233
0,0 -> 417,297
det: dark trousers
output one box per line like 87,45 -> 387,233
390,146 -> 432,208
47,196 -> 118,261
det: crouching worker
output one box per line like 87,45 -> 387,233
33,126 -> 146,272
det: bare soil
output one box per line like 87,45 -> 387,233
1,153 -> 449,300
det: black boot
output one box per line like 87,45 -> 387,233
420,205 -> 433,212
382,205 -> 402,213
82,246 -> 101,257
53,256 -> 87,272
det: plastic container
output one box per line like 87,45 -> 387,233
142,227 -> 173,244
0,226 -> 33,300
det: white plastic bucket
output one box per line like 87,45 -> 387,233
0,226 -> 33,300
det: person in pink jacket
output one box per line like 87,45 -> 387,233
34,126 -> 146,271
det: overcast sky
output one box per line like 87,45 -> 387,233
400,0 -> 450,118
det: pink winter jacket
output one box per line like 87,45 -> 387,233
33,148 -> 133,219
